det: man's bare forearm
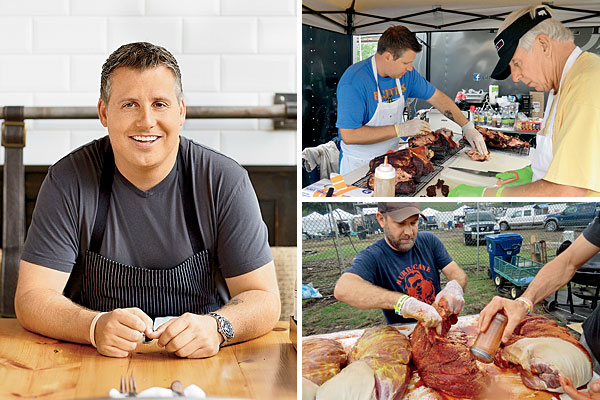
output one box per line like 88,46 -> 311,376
484,179 -> 588,197
427,89 -> 468,127
340,125 -> 396,145
523,235 -> 600,304
216,289 -> 280,344
15,288 -> 95,344
334,273 -> 403,310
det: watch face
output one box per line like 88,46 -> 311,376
220,319 -> 235,340
211,312 -> 234,341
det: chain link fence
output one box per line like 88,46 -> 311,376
302,202 -> 599,298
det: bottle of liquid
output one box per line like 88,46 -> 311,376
373,156 -> 396,197
493,111 -> 501,128
470,312 -> 508,363
485,107 -> 492,126
501,107 -> 511,128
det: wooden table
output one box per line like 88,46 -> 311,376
0,318 -> 296,399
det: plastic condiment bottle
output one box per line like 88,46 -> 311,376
470,312 -> 508,363
373,156 -> 395,197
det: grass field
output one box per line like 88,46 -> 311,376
301,228 -> 578,336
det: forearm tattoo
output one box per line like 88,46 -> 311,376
443,110 -> 456,122
227,298 -> 243,306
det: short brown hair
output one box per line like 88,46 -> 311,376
377,26 -> 422,59
100,42 -> 183,102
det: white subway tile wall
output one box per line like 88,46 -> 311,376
0,0 -> 296,166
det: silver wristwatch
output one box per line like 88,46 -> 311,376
209,312 -> 234,346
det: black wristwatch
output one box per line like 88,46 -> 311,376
209,312 -> 234,346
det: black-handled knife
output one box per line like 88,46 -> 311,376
448,166 -> 503,177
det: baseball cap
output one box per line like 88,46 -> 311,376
378,202 -> 425,222
491,7 -> 552,80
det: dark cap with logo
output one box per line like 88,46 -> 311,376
378,202 -> 425,222
491,7 -> 552,80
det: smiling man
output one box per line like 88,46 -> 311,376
333,202 -> 467,331
14,42 -> 280,358
336,25 -> 487,176
450,5 -> 600,197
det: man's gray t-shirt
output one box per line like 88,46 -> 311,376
581,217 -> 600,362
22,136 -> 272,301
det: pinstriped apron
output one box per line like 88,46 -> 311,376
80,144 -> 224,319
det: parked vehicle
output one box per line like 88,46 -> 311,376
498,205 -> 548,231
419,215 -> 438,230
543,202 -> 600,232
463,211 -> 500,245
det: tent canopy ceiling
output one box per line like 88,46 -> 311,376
303,1 -> 600,34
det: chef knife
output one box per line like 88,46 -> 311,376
448,166 -> 503,177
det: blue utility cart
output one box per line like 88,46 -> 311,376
494,255 -> 544,299
486,233 -> 523,284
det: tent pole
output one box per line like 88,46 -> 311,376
425,32 -> 431,82
345,2 -> 355,66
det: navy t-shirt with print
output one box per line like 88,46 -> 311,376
346,232 -> 453,324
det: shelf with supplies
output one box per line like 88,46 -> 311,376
484,125 -> 539,135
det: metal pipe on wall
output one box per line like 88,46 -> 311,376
0,104 -> 296,120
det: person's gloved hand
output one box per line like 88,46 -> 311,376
448,184 -> 486,197
462,121 -> 488,155
397,119 -> 431,137
434,280 -> 465,315
399,297 -> 443,333
495,165 -> 533,187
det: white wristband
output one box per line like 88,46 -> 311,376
89,312 -> 107,348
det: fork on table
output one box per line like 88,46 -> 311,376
120,375 -> 138,397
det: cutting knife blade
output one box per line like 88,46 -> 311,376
448,166 -> 503,177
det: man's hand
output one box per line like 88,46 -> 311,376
496,165 -> 533,187
560,376 -> 600,399
448,184 -> 486,197
434,280 -> 465,314
94,308 -> 153,357
478,296 -> 529,343
397,119 -> 431,137
147,313 -> 222,358
462,121 -> 488,154
399,297 -> 442,333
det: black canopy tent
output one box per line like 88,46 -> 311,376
303,1 -> 600,35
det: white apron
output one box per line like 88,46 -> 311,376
531,47 -> 583,182
340,56 -> 404,175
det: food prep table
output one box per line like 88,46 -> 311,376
342,145 -> 534,197
304,315 -> 597,399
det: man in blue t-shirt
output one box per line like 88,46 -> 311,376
334,202 -> 467,330
336,25 -> 488,175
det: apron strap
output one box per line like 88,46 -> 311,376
89,140 -> 206,254
176,144 -> 205,254
89,143 -> 115,254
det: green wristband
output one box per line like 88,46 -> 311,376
394,294 -> 409,315
496,186 -> 506,197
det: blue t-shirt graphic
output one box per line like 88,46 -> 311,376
336,56 -> 436,131
346,232 -> 453,324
